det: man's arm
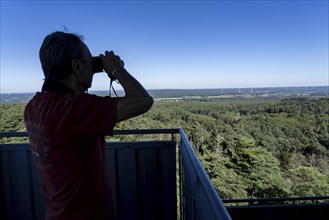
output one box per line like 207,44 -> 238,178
100,51 -> 154,122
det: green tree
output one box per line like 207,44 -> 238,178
200,149 -> 248,199
285,166 -> 329,197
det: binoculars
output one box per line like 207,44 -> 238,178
92,57 -> 104,73
92,56 -> 125,74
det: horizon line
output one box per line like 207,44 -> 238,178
1,85 -> 329,94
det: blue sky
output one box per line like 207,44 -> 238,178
1,0 -> 328,93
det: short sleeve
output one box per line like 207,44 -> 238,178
70,94 -> 120,138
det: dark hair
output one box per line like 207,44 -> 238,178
39,31 -> 86,80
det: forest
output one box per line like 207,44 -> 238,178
1,97 -> 329,200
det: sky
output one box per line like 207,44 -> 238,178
1,0 -> 328,93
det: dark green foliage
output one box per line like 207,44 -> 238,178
1,97 -> 329,199
0,103 -> 26,132
285,166 -> 329,197
0,103 -> 28,143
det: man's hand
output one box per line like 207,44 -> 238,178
99,51 -> 124,80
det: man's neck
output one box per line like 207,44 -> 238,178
42,79 -> 77,95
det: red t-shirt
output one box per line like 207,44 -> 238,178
24,92 -> 119,220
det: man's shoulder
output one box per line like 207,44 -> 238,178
31,92 -> 103,102
28,92 -> 119,109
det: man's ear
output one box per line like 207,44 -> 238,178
71,59 -> 81,74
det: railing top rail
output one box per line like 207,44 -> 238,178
223,196 -> 329,204
0,132 -> 28,137
0,129 -> 181,138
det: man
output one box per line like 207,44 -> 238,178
24,31 -> 153,220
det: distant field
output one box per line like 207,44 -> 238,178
1,86 -> 328,104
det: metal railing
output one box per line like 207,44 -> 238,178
178,129 -> 231,220
0,129 -> 231,220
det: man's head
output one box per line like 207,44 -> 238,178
39,31 -> 94,93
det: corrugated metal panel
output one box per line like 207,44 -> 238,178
1,141 -> 177,220
107,141 -> 177,220
0,144 -> 44,220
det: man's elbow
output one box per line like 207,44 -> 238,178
140,95 -> 154,113
116,95 -> 154,122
